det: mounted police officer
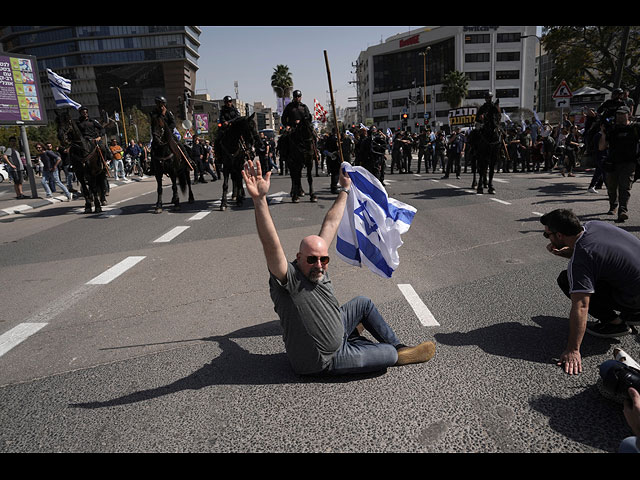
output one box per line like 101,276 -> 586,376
76,106 -> 111,193
218,95 -> 240,128
281,90 -> 317,202
281,90 -> 312,130
476,91 -> 501,127
149,96 -> 178,175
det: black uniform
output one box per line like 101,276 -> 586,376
218,104 -> 241,126
603,118 -> 640,220
281,99 -> 312,128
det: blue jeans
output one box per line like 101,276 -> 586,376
326,296 -> 400,375
42,169 -> 70,198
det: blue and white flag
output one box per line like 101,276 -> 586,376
533,111 -> 542,126
336,162 -> 417,278
47,69 -> 81,109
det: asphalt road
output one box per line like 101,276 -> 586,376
1,162 -> 639,453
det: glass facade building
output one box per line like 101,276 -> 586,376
0,26 -> 200,125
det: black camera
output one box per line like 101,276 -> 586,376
602,362 -> 640,399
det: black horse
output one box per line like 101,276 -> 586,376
468,116 -> 503,194
281,119 -> 317,203
55,108 -> 108,213
214,113 -> 259,211
150,113 -> 194,214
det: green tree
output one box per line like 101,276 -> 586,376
442,70 -> 469,108
271,64 -> 294,100
542,26 -> 640,94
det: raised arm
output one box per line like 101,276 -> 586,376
242,159 -> 288,282
318,167 -> 352,244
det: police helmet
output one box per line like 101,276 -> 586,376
155,96 -> 167,105
223,96 -> 233,103
293,90 -> 302,99
612,88 -> 623,96
485,91 -> 493,99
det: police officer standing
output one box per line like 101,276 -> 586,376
599,105 -> 640,222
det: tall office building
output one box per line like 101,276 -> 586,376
0,26 -> 200,124
355,26 -> 537,132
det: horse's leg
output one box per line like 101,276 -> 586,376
78,172 -> 92,213
171,175 -> 180,210
488,146 -> 497,194
477,156 -> 485,194
187,171 -> 195,203
290,166 -> 300,203
221,170 -> 229,211
306,159 -> 317,202
154,171 -> 163,213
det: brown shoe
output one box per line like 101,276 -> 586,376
395,341 -> 436,366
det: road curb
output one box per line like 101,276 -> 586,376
0,177 -> 147,218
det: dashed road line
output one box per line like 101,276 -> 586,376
490,198 -> 512,205
86,256 -> 146,285
0,323 -> 47,358
397,284 -> 440,327
153,226 -> 190,243
188,211 -> 211,221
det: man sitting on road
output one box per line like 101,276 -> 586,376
541,208 -> 640,375
241,159 -> 436,376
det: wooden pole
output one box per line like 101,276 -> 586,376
323,50 -> 345,164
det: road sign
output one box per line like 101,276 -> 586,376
552,80 -> 573,99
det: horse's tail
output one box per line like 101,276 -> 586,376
179,166 -> 187,193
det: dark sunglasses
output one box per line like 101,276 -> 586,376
307,255 -> 330,265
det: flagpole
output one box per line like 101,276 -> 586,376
323,50 -> 344,165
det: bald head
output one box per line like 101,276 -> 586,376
297,235 -> 330,283
299,235 -> 327,255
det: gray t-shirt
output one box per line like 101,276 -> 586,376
568,221 -> 640,308
269,261 -> 344,374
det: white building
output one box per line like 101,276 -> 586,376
355,26 -> 538,132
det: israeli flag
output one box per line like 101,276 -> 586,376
47,69 -> 81,109
336,162 -> 417,278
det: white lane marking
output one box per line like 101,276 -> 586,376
397,284 -> 440,327
2,204 -> 32,215
490,198 -> 511,205
267,191 -> 289,204
532,211 -> 544,216
0,323 -> 47,357
87,256 -> 146,285
153,226 -> 190,243
189,211 -> 211,221
445,183 -> 460,189
493,178 -> 509,183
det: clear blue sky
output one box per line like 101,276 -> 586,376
196,26 -> 413,111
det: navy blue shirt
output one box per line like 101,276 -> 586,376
568,221 -> 640,307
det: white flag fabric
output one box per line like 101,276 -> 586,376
47,69 -> 81,109
336,162 -> 417,278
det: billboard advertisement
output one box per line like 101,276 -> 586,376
0,53 -> 47,125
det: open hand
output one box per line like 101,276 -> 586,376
242,159 -> 271,199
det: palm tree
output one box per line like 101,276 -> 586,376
271,64 -> 294,100
442,70 -> 469,109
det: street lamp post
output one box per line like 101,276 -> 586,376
419,47 -> 431,126
520,35 -> 542,119
110,82 -> 128,145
